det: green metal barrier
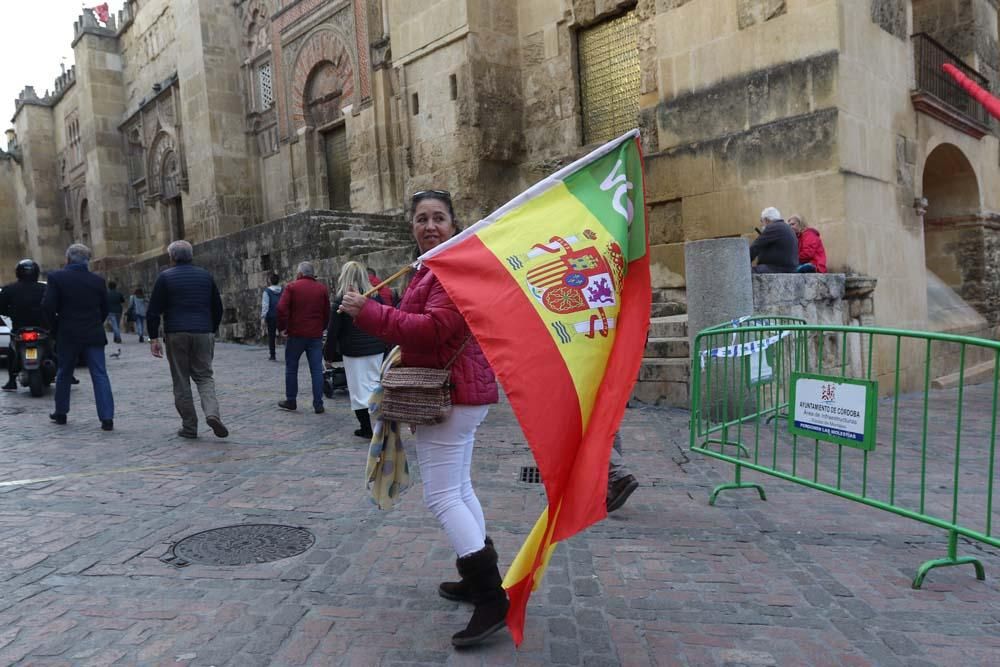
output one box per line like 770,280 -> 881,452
690,320 -> 999,588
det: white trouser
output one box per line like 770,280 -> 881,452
414,405 -> 490,557
343,353 -> 383,410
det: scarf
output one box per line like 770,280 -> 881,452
365,346 -> 411,509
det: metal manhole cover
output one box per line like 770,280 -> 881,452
170,524 -> 314,566
519,466 -> 542,483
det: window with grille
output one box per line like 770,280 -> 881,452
577,10 -> 640,145
258,62 -> 273,109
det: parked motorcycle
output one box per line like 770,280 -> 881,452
13,327 -> 56,397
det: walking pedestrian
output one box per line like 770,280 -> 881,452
146,240 -> 228,439
42,244 -> 115,430
340,189 -> 506,648
277,261 -> 329,414
128,288 -> 148,342
366,267 -> 396,307
260,273 -> 283,361
607,431 -> 639,512
105,281 -> 125,343
325,261 -> 387,438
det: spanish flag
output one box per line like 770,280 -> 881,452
421,131 -> 650,645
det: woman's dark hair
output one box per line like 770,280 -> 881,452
411,189 -> 457,224
269,273 -> 280,285
134,287 -> 144,297
108,281 -> 117,289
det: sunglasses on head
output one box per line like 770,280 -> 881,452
411,189 -> 452,203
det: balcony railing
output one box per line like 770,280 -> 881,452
912,33 -> 991,137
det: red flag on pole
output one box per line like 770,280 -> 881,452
92,3 -> 110,24
942,63 -> 1000,121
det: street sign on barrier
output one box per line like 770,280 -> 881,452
788,373 -> 877,451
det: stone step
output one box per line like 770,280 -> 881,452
320,220 -> 410,233
651,301 -> 686,317
931,360 -> 996,390
649,314 -> 688,339
638,357 -> 689,382
631,379 -> 690,408
337,242 -> 412,258
644,337 -> 689,359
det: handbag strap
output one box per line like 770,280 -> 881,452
443,334 -> 473,371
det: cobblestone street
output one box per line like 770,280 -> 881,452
1,339 -> 998,666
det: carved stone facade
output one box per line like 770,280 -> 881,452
0,0 -> 999,359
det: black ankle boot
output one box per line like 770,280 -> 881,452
439,536 -> 494,603
353,409 -> 373,438
451,544 -> 510,648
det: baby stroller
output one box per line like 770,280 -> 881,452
323,365 -> 348,398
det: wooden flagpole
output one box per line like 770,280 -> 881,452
362,265 -> 414,298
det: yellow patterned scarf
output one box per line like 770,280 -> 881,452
365,346 -> 411,509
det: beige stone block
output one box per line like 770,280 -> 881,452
543,24 -> 559,59
518,0 -> 563,34
681,190 -> 748,240
656,56 -> 674,100
837,112 -> 865,175
644,154 -> 679,203
649,200 -> 683,245
650,242 -> 686,288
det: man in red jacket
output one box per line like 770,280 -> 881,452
277,261 -> 330,413
367,267 -> 396,306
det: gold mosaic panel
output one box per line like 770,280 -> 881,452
578,11 -> 640,145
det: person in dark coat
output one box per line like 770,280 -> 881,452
325,261 -> 387,438
749,206 -> 799,273
42,244 -> 115,430
0,259 -> 49,391
146,240 -> 228,440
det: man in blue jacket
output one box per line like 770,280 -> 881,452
146,240 -> 228,439
42,244 -> 115,430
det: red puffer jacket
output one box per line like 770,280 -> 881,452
277,276 -> 330,338
354,265 -> 498,406
797,228 -> 828,273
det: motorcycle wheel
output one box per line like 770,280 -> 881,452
28,370 -> 45,397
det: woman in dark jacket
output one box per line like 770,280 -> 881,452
339,190 -> 505,648
325,261 -> 386,438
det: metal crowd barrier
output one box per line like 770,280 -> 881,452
690,318 -> 999,587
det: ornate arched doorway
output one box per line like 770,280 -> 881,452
292,30 -> 356,211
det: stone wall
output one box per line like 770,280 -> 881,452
110,210 -> 412,342
753,273 -> 876,327
0,157 -> 21,284
753,272 -> 877,384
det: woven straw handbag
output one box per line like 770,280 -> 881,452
381,335 -> 471,425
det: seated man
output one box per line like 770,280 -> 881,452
749,207 -> 798,274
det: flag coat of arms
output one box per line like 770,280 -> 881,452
420,130 -> 651,645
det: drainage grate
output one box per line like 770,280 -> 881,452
166,524 -> 314,567
519,466 -> 542,484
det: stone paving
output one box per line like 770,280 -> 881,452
1,339 -> 998,666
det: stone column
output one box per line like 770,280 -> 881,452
685,238 -> 755,422
685,238 -> 754,342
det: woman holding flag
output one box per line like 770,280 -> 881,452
339,189 -> 508,648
